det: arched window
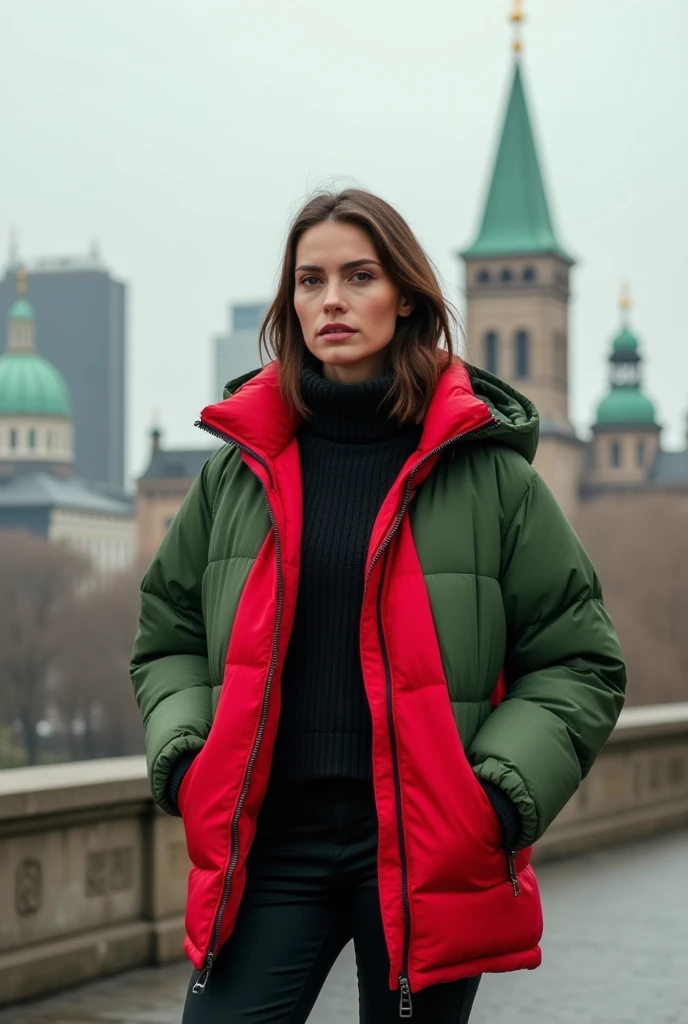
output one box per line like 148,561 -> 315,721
484,331 -> 499,375
9,428 -> 17,450
523,266 -> 536,282
500,268 -> 512,282
515,330 -> 530,379
610,441 -> 621,468
636,440 -> 645,468
28,428 -> 36,450
477,269 -> 490,284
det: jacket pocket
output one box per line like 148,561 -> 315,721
177,750 -> 201,817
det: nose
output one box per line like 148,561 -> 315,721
322,281 -> 347,315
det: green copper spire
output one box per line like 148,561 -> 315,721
463,59 -> 573,262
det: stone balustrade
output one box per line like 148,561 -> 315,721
1,703 -> 687,1008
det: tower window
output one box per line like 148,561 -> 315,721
515,330 -> 530,379
9,428 -> 17,449
477,269 -> 490,284
610,441 -> 621,468
636,440 -> 645,467
500,268 -> 513,282
28,428 -> 36,450
523,266 -> 536,282
484,331 -> 499,375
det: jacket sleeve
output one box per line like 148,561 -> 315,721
131,462 -> 214,815
468,471 -> 626,847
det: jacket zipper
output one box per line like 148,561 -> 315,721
192,421 -> 284,995
506,850 -> 521,897
365,417 -> 498,1018
377,547 -> 413,1018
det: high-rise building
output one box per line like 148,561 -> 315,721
213,300 -> 268,400
0,247 -> 126,492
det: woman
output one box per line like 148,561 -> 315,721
131,189 -> 626,1023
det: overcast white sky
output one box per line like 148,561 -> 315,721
1,0 -> 687,483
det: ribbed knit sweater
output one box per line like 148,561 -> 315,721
270,359 -> 422,785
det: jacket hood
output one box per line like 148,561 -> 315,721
466,364 -> 539,465
223,369 -> 263,400
216,361 -> 539,466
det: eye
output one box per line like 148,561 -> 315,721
299,275 -> 321,287
351,271 -> 373,283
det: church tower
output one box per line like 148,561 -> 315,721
459,2 -> 582,517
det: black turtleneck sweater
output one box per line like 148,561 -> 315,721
270,360 -> 422,786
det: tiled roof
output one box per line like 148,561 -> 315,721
649,451 -> 688,484
139,447 -> 215,481
0,472 -> 133,515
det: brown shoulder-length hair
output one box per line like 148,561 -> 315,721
259,189 -> 458,424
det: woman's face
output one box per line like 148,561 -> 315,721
293,220 -> 412,384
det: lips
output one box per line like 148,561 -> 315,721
318,322 -> 357,340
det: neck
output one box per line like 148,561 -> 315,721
321,351 -> 389,385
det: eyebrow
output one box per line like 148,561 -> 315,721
294,258 -> 381,274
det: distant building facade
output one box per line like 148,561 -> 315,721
0,248 -> 126,492
140,296 -> 267,564
136,428 -> 215,563
213,300 -> 267,401
0,273 -> 134,573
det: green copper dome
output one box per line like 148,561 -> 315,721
8,298 -> 35,321
612,327 -> 639,354
596,386 -> 656,426
0,352 -> 72,416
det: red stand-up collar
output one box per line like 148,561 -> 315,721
198,359 -> 491,461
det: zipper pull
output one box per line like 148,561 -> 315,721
192,952 -> 215,995
399,974 -> 413,1018
507,850 -> 521,897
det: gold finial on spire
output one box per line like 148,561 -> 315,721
620,280 -> 631,320
510,0 -> 525,54
15,267 -> 28,295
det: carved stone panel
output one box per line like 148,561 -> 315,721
86,847 -> 134,897
15,859 -> 42,917
0,818 -> 142,954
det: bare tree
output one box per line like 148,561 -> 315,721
55,566 -> 145,758
0,531 -> 90,764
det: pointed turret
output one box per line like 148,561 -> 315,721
586,285 -> 660,489
595,284 -> 656,428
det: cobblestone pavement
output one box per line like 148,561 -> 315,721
3,830 -> 686,1024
